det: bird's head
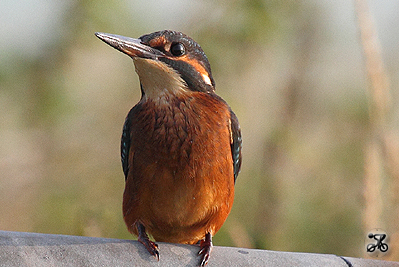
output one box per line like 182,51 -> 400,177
95,30 -> 215,100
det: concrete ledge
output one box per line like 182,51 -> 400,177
0,230 -> 397,266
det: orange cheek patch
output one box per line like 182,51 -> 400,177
180,55 -> 213,86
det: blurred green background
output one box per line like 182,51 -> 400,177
0,0 -> 398,261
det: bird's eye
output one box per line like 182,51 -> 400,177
170,42 -> 185,56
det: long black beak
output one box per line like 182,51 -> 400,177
95,32 -> 164,60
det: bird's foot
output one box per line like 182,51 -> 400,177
198,232 -> 212,266
136,221 -> 160,260
138,236 -> 159,260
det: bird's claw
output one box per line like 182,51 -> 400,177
136,221 -> 160,261
198,233 -> 212,266
138,236 -> 160,260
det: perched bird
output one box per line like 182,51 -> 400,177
95,30 -> 242,266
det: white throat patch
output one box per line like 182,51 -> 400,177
133,58 -> 187,101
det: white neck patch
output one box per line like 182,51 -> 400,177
202,73 -> 213,86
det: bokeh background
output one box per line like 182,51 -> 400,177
0,0 -> 398,261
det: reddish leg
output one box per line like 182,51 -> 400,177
135,221 -> 159,260
198,232 -> 213,266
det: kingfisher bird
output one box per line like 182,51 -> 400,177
95,30 -> 242,266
